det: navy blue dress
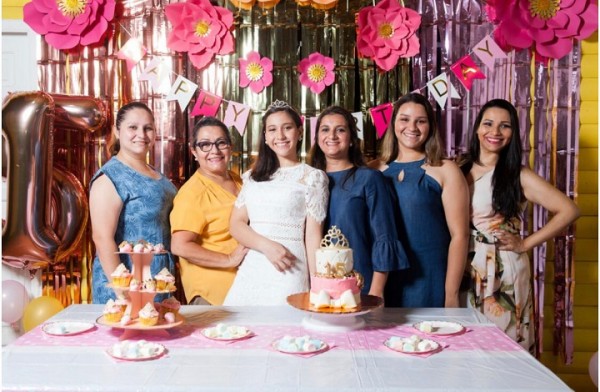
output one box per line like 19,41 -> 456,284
382,159 -> 450,307
90,157 -> 177,304
326,167 -> 408,294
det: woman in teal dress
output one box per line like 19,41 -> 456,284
370,93 -> 469,307
310,106 -> 408,298
89,102 -> 177,304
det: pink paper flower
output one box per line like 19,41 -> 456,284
356,0 -> 421,71
165,0 -> 235,70
486,0 -> 598,61
239,52 -> 273,93
297,52 -> 335,94
23,0 -> 115,50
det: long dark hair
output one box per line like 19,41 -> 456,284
379,93 -> 444,166
251,102 -> 303,182
309,106 -> 365,187
108,101 -> 154,156
466,99 -> 524,220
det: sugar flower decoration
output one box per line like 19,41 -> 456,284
239,51 -> 273,93
486,0 -> 598,61
297,52 -> 335,94
165,0 -> 235,70
356,0 -> 421,71
23,0 -> 116,50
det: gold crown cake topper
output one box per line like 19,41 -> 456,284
321,226 -> 349,248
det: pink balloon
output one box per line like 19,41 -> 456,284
2,280 -> 30,324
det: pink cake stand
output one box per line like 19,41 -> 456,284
287,292 -> 383,332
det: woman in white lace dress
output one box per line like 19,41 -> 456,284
223,101 -> 329,305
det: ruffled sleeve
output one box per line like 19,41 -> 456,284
366,171 -> 410,272
234,170 -> 251,208
304,167 -> 329,223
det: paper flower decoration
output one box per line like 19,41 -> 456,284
239,51 -> 273,93
356,0 -> 421,71
165,0 -> 235,70
297,52 -> 335,94
486,0 -> 598,61
23,0 -> 115,50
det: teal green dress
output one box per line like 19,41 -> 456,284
382,159 -> 450,307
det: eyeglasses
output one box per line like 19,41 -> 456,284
194,139 -> 231,152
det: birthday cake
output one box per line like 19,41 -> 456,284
309,226 -> 363,309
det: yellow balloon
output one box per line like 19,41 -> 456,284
22,296 -> 64,332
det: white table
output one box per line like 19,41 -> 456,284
2,305 -> 571,391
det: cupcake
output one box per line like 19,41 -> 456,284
138,302 -> 159,326
142,278 -> 156,292
118,240 -> 133,252
103,299 -> 124,323
115,296 -> 129,313
154,243 -> 166,253
133,242 -> 145,253
159,297 -> 181,319
129,278 -> 141,291
155,268 -> 175,291
111,264 -> 132,287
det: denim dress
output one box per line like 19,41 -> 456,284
90,157 -> 177,304
383,159 -> 450,307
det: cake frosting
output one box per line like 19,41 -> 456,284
118,240 -> 165,253
111,264 -> 132,287
103,299 -> 124,322
154,268 -> 175,291
138,302 -> 159,326
309,226 -> 363,309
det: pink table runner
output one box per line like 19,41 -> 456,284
15,322 -> 522,353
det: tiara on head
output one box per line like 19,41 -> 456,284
269,100 -> 291,110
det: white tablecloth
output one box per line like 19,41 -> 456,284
2,305 -> 571,391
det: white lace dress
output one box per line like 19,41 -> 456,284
223,163 -> 329,306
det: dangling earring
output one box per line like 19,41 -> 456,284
299,136 -> 303,142
350,143 -> 353,147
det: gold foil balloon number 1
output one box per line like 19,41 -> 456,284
2,91 -> 106,274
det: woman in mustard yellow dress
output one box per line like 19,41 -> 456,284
170,117 -> 248,305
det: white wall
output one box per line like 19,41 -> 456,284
2,19 -> 41,345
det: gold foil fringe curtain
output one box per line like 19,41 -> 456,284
34,0 -> 578,362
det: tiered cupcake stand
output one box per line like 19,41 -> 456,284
287,292 -> 383,332
96,252 -> 184,340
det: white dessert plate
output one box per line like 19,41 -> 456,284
106,341 -> 166,361
384,337 -> 440,354
272,337 -> 328,355
42,321 -> 96,336
413,320 -> 465,336
200,326 -> 253,341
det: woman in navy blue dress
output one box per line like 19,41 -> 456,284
370,94 -> 469,307
310,106 -> 408,298
89,102 -> 177,304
